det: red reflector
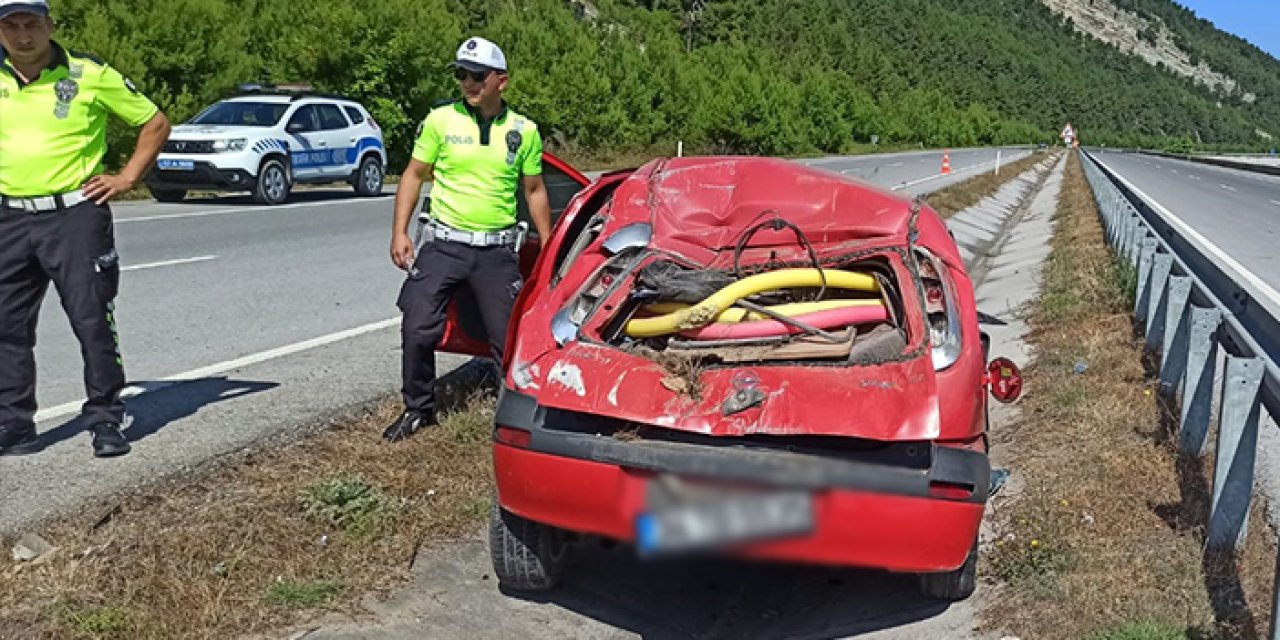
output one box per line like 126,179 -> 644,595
987,357 -> 1024,403
927,285 -> 944,304
928,481 -> 974,500
495,426 -> 532,448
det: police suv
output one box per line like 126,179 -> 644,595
145,85 -> 386,205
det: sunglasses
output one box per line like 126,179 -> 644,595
453,68 -> 494,83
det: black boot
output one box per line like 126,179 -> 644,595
382,410 -> 437,443
0,424 -> 40,456
89,422 -> 131,458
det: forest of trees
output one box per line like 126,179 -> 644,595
44,0 -> 1280,170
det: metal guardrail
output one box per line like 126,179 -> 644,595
1080,150 -> 1280,638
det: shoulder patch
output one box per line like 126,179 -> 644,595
68,50 -> 105,66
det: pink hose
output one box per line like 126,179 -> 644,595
677,305 -> 890,340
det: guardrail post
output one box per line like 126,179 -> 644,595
1135,238 -> 1159,322
1159,276 -> 1193,395
1207,356 -> 1265,550
1145,254 -> 1174,348
1178,307 -> 1222,456
1125,215 -> 1144,266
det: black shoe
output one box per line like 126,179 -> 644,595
382,410 -> 437,442
89,422 -> 131,458
0,424 -> 40,456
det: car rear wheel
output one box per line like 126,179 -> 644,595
489,499 -> 567,591
354,156 -> 383,197
918,539 -> 978,600
149,188 -> 187,203
253,158 -> 290,205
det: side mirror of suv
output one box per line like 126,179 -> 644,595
286,122 -> 307,134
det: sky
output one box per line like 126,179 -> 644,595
1175,1 -> 1280,60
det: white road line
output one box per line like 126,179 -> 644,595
121,255 -> 218,272
1171,169 -> 1179,174
1220,184 -> 1238,192
34,317 -> 401,423
116,195 -> 393,224
1190,175 -> 1201,181
1093,155 -> 1280,319
889,162 -> 904,167
1271,200 -> 1280,207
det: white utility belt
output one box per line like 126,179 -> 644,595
0,189 -> 90,213
418,216 -> 527,248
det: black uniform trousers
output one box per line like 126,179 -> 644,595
0,200 -> 125,432
396,238 -> 522,415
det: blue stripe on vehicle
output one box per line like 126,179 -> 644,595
345,137 -> 384,164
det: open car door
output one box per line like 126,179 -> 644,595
438,152 -> 591,356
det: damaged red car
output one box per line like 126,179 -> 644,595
439,155 -> 1021,600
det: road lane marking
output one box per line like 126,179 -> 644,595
889,162 -> 904,167
121,255 -> 218,272
1190,175 -> 1201,181
34,316 -> 401,424
1171,169 -> 1178,174
1220,184 -> 1237,192
1271,200 -> 1280,207
1093,155 -> 1280,318
116,195 -> 394,224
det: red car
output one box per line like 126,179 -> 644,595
438,154 -> 1021,600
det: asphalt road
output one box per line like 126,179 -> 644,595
1090,151 -> 1280,295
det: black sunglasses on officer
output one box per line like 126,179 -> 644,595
453,67 -> 494,83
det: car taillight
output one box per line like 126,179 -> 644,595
916,249 -> 962,371
495,425 -> 531,448
987,357 -> 1024,403
927,481 -> 974,500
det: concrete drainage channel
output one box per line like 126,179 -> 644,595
292,154 -> 1069,640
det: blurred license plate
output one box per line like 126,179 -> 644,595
158,159 -> 194,171
636,490 -> 813,556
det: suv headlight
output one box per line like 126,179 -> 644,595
212,138 -> 247,152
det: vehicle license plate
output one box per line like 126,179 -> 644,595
635,489 -> 814,556
158,159 -> 194,171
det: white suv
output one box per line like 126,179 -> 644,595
146,87 -> 387,205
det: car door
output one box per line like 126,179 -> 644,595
284,105 -> 326,181
314,103 -> 355,178
438,153 -> 592,357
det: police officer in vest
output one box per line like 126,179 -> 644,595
0,0 -> 170,457
385,36 -> 551,441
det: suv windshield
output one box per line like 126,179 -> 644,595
189,101 -> 288,127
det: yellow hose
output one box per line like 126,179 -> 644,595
625,268 -> 879,337
644,299 -> 883,323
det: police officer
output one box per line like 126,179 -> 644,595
0,0 -> 171,457
384,36 -> 552,441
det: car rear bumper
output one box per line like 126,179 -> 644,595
493,387 -> 988,572
145,161 -> 256,191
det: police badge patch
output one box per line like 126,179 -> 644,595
54,78 -> 79,119
505,129 -> 522,166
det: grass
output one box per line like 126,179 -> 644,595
0,389 -> 495,639
981,151 -> 1277,639
264,578 -> 346,609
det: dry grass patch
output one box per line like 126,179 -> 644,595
983,152 -> 1277,639
926,151 -> 1052,218
0,362 -> 500,640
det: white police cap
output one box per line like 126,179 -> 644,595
0,0 -> 50,20
451,36 -> 507,73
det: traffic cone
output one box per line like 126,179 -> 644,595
941,150 -> 951,175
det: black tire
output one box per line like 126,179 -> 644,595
489,500 -> 567,591
354,155 -> 383,197
149,188 -> 187,203
252,158 -> 291,205
918,540 -> 979,600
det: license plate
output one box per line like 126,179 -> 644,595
158,159 -> 194,171
636,490 -> 814,556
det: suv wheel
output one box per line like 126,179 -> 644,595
149,188 -> 187,203
253,158 -> 290,205
918,539 -> 979,600
354,156 -> 383,197
489,499 -> 567,591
